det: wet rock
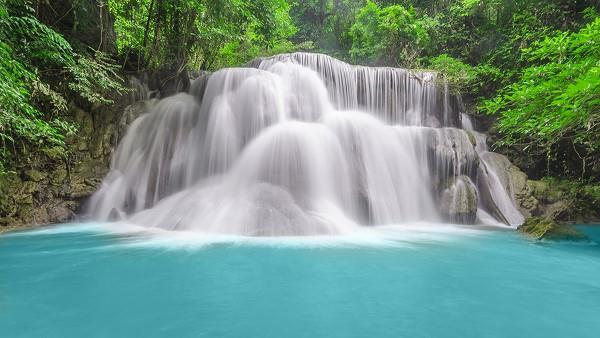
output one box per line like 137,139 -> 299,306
108,208 -> 122,221
475,164 -> 510,225
47,202 -> 77,223
426,127 -> 479,191
441,176 -> 478,224
118,101 -> 151,141
482,152 -> 537,218
518,217 -> 588,241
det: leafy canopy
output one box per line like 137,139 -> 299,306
481,17 -> 600,165
108,0 -> 297,70
349,1 -> 430,67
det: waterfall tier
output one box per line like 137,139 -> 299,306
88,52 -> 523,235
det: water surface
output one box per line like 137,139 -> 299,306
1,223 -> 599,337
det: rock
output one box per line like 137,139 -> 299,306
475,164 -> 510,225
0,174 -> 20,218
542,200 -> 571,220
118,101 -> 150,141
527,180 -> 549,199
21,181 -> 40,195
47,202 -> 76,223
481,152 -> 539,218
0,216 -> 20,227
24,169 -> 46,182
0,196 -> 17,218
426,128 -> 479,192
108,208 -> 122,221
518,217 -> 588,241
441,176 -> 478,224
0,44 -> 141,230
14,192 -> 34,205
51,167 -> 68,185
525,179 -> 573,221
69,183 -> 98,199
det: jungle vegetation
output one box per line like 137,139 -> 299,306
1,0 -> 599,182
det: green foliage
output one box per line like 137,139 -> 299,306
426,54 -> 504,97
2,0 -> 600,184
214,39 -> 314,69
482,17 -> 600,177
349,1 -> 430,67
68,51 -> 128,104
0,0 -> 126,173
0,41 -> 72,173
426,54 -> 477,94
2,15 -> 75,66
109,0 -> 297,70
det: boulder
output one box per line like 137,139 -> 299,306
441,176 -> 478,224
518,217 -> 588,241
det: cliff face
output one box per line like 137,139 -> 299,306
0,94 -> 146,227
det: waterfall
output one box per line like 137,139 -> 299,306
88,52 -> 523,235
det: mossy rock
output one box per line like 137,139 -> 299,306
24,169 -> 46,182
518,217 -> 588,241
527,180 -> 549,199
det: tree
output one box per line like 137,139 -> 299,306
349,1 -> 430,67
481,15 -> 600,179
109,0 -> 297,71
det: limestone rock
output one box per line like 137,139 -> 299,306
47,202 -> 77,223
518,217 -> 588,241
118,101 -> 151,142
481,152 -> 539,218
1,83 -> 132,229
441,176 -> 478,224
526,180 -> 573,221
24,169 -> 46,182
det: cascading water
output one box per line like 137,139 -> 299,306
88,52 -> 523,236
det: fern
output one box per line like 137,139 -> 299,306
0,0 -> 125,173
0,15 -> 75,67
68,51 -> 128,105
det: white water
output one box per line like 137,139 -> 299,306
88,52 -> 523,235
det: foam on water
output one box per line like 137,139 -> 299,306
4,222 -> 491,250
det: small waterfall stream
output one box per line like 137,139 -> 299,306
88,52 -> 523,235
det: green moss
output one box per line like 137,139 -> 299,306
24,169 -> 46,182
518,217 -> 588,241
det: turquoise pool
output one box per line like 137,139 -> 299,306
1,223 -> 599,337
